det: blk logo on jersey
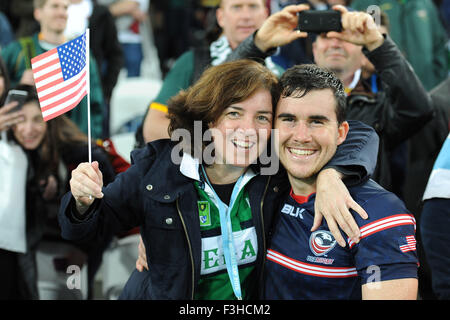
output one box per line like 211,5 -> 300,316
309,231 -> 337,256
281,203 -> 305,219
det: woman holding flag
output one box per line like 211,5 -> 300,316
58,59 -> 376,300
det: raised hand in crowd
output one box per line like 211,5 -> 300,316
326,5 -> 384,51
0,101 -> 24,132
253,4 -> 384,53
254,4 -> 310,52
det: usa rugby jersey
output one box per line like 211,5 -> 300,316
264,179 -> 418,300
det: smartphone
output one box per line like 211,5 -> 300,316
5,89 -> 28,113
298,10 -> 342,33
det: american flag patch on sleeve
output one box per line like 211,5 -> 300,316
399,235 -> 416,253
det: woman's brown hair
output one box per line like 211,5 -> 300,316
167,59 -> 280,157
41,113 -> 88,173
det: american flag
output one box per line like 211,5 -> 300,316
399,235 -> 416,253
31,32 -> 88,121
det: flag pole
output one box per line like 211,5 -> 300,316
86,28 -> 92,164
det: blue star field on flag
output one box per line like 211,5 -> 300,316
57,33 -> 86,81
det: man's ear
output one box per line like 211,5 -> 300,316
312,41 -> 317,59
216,7 -> 224,29
337,121 -> 349,145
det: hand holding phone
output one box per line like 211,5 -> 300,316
253,4 -> 310,52
5,89 -> 28,114
298,10 -> 342,33
324,5 -> 384,51
0,103 -> 25,132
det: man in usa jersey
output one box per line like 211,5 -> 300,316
264,62 -> 418,299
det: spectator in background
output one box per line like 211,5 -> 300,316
150,0 -> 195,76
357,11 -> 409,201
351,0 -> 448,90
7,0 -> 40,37
421,133 -> 450,300
139,0 -> 285,145
359,11 -> 389,81
65,0 -> 124,138
0,0 -> 105,140
0,11 -> 15,49
189,1 -> 220,51
0,59 -> 32,300
402,74 -> 449,300
98,0 -> 148,77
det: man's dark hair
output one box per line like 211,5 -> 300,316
279,64 -> 347,124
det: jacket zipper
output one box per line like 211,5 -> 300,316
176,198 -> 195,300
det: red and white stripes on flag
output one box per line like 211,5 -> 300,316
399,235 -> 417,253
31,32 -> 87,122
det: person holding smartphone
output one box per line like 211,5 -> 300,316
0,96 -> 26,132
0,58 -> 25,132
0,57 -> 29,299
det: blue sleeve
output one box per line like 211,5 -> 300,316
58,147 -> 152,243
351,191 -> 418,283
119,269 -> 153,300
325,120 -> 379,185
359,263 -> 418,285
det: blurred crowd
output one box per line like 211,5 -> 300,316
0,0 -> 449,300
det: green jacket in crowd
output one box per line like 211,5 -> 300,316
352,0 -> 449,90
1,33 -> 105,139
